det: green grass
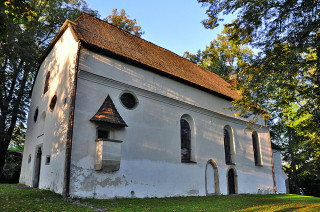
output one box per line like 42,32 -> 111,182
1,184 -> 320,211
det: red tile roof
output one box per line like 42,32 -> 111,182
90,95 -> 127,127
43,13 -> 241,101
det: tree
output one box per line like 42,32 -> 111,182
0,0 -> 36,45
198,0 -> 320,196
104,9 -> 144,37
184,25 -> 252,79
0,0 -> 99,178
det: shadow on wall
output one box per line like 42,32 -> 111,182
83,51 -> 197,106
28,34 -> 75,189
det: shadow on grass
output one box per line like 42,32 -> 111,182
1,184 -> 320,211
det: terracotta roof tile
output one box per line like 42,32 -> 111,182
72,13 -> 241,100
90,95 -> 127,127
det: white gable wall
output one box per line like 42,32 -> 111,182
69,49 -> 275,198
19,27 -> 79,194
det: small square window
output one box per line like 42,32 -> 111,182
98,129 -> 109,140
45,155 -> 51,165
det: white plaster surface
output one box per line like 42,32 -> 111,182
19,27 -> 79,194
273,150 -> 288,194
69,49 -> 275,198
20,27 -> 279,198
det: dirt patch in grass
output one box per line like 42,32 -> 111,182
1,184 -> 320,211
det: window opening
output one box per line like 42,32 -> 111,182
43,72 -> 50,94
28,155 -> 31,163
49,95 -> 57,111
98,129 -> 109,140
34,108 -> 39,123
120,92 -> 137,109
181,119 -> 191,162
224,129 -> 232,165
45,155 -> 51,165
252,133 -> 259,165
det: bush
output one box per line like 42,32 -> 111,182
0,150 -> 22,183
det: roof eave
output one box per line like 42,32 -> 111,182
90,119 -> 128,128
80,41 -> 236,102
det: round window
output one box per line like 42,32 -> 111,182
50,95 -> 57,111
120,92 -> 138,109
34,108 -> 39,122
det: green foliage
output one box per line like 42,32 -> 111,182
0,151 -> 22,183
0,0 -> 99,176
184,25 -> 253,79
1,184 -> 320,211
0,0 -> 37,44
9,122 -> 26,152
198,0 -> 320,196
104,9 -> 144,37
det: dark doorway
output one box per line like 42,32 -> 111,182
228,169 -> 236,194
33,147 -> 42,188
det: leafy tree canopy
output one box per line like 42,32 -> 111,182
197,0 -> 319,145
184,25 -> 253,79
0,0 -> 99,177
198,0 -> 320,196
104,8 -> 144,37
0,0 -> 36,45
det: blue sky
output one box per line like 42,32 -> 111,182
85,0 -> 235,56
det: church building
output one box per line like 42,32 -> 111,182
19,13 -> 286,198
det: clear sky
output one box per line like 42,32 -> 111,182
85,0 -> 234,56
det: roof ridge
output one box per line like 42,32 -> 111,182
71,13 -> 241,100
77,12 -> 220,78
79,12 -> 143,38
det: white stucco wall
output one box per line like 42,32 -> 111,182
19,27 -> 79,194
69,49 -> 275,198
273,150 -> 288,194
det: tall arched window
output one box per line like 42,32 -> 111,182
181,119 -> 191,162
43,71 -> 50,94
224,125 -> 235,165
224,128 -> 232,164
252,131 -> 262,166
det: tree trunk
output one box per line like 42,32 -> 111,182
0,65 -> 31,177
0,136 -> 10,179
288,127 -> 299,194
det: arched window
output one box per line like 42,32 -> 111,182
224,129 -> 232,164
43,71 -> 50,94
181,119 -> 191,162
252,131 -> 262,166
224,125 -> 235,165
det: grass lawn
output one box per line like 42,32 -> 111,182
1,184 -> 320,211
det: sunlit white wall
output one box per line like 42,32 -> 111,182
19,27 -> 79,194
69,49 -> 275,198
